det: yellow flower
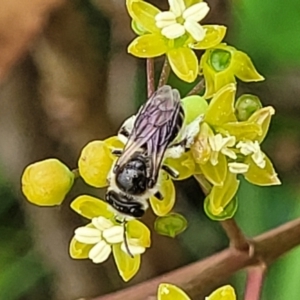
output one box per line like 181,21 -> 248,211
21,159 -> 74,206
200,43 -> 264,98
127,0 -> 227,82
191,84 -> 280,219
70,195 -> 150,281
206,285 -> 236,300
157,284 -> 236,300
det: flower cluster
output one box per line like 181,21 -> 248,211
127,0 -> 263,90
21,93 -> 208,280
157,283 -> 236,300
70,195 -> 150,281
191,84 -> 280,219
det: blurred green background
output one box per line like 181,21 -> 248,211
0,0 -> 300,299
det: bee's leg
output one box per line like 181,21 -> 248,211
162,165 -> 179,179
111,148 -> 123,156
119,127 -> 130,138
153,191 -> 164,201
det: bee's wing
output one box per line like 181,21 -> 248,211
115,85 -> 181,182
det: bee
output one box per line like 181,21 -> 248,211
105,85 -> 201,220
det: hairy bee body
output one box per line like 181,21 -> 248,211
105,85 -> 198,220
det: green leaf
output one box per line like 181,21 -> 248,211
154,213 -> 188,237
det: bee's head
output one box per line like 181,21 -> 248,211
114,156 -> 148,195
105,190 -> 145,218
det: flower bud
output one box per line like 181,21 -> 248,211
235,94 -> 262,121
78,140 -> 113,188
22,159 -> 74,206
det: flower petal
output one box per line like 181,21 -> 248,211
205,84 -> 237,126
161,23 -> 185,39
191,25 -> 227,49
128,34 -> 167,58
191,122 -> 212,164
199,153 -> 227,186
104,136 -> 125,152
155,11 -> 177,28
184,20 -> 206,42
169,0 -> 186,17
78,140 -> 113,188
245,156 -> 281,186
228,162 -> 249,174
121,239 -> 145,255
103,226 -> 124,244
232,50 -> 264,82
183,2 -> 210,22
74,227 -> 102,244
248,106 -> 275,143
214,69 -> 236,95
208,171 -> 240,216
201,55 -> 217,99
164,151 -> 195,180
69,236 -> 93,259
92,216 -> 114,231
158,283 -> 191,300
216,121 -> 262,141
206,285 -> 236,300
167,47 -> 198,83
112,244 -> 141,282
127,219 -> 151,248
128,0 -> 161,34
89,240 -> 112,263
70,195 -> 114,219
150,176 -> 175,216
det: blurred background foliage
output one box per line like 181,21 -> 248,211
0,0 -> 300,299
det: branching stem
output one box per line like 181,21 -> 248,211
93,217 -> 300,300
244,264 -> 266,300
147,58 -> 155,98
158,58 -> 170,88
221,219 -> 250,252
187,78 -> 205,96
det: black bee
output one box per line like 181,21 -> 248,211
105,85 -> 199,220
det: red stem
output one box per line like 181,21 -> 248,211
244,265 -> 266,300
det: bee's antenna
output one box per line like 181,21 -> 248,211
123,221 -> 134,258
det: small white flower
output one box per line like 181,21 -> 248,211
228,162 -> 249,174
155,0 -> 210,41
74,216 -> 146,264
208,134 -> 237,166
236,140 -> 266,168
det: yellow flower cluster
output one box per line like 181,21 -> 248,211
191,84 -> 280,219
126,0 -> 263,91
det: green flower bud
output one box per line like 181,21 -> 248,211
235,94 -> 262,121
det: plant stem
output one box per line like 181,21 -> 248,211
244,264 -> 266,300
72,168 -> 80,179
187,78 -> 205,96
158,58 -> 170,88
221,219 -> 250,252
147,58 -> 155,98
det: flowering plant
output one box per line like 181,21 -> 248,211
21,0 -> 281,296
